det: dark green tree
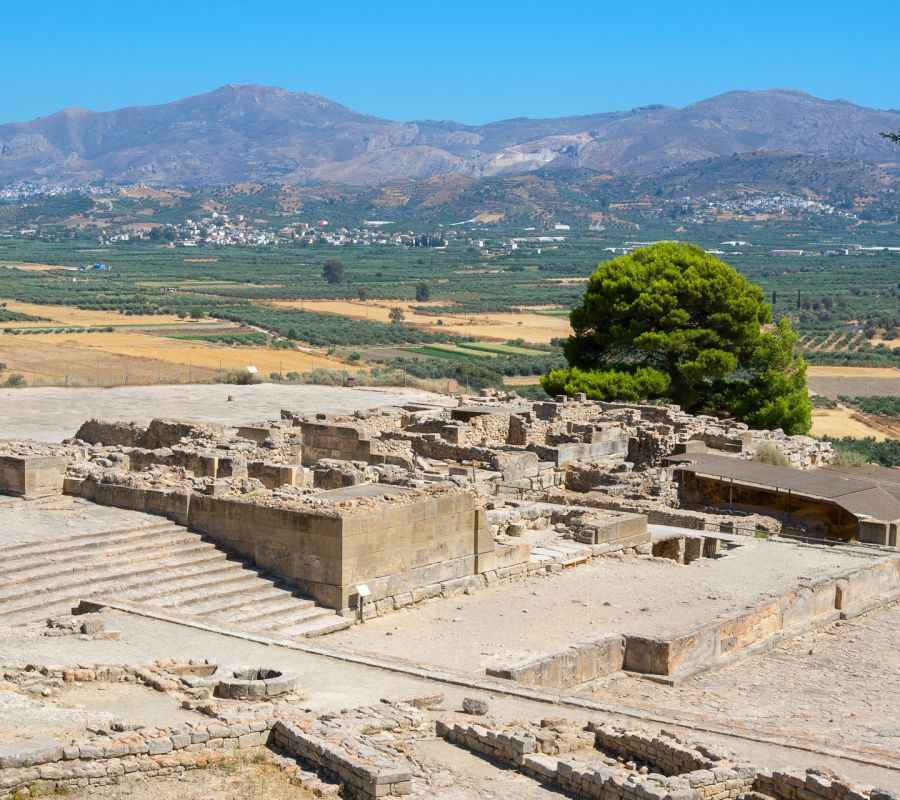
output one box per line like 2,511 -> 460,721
543,242 -> 811,433
415,281 -> 431,302
322,259 -> 345,285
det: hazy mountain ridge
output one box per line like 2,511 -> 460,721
1,84 -> 898,188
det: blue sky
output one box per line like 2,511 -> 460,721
2,0 -> 897,124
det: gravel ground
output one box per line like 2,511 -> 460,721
328,542 -> 880,672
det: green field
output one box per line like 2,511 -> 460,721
457,341 -> 548,357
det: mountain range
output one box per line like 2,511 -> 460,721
1,84 -> 898,188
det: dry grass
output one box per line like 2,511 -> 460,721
869,336 -> 900,349
502,375 -> 543,385
810,408 -> 889,441
0,300 -> 216,328
270,299 -> 572,344
0,331 -> 353,386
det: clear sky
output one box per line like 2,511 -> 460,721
2,0 -> 897,125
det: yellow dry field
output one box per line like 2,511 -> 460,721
806,365 -> 899,378
0,300 -> 219,329
810,408 -> 891,441
869,336 -> 900,349
0,331 -> 353,387
270,300 -> 572,344
503,375 -> 543,385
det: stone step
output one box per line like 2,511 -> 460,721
0,520 -> 175,557
0,528 -> 198,573
0,514 -> 349,639
120,565 -> 266,602
275,614 -> 353,638
0,538 -> 218,588
1,524 -> 185,563
238,603 -> 335,633
0,549 -> 231,618
175,583 -> 288,616
218,596 -> 315,626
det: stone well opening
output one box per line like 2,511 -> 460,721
213,667 -> 298,700
651,535 -> 736,564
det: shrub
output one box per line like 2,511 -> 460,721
752,444 -> 792,468
541,366 -> 670,402
1,373 -> 27,388
832,448 -> 868,467
224,369 -> 258,385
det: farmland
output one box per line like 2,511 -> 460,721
0,196 -> 896,435
269,299 -> 572,343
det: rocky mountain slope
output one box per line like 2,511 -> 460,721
1,84 -> 898,186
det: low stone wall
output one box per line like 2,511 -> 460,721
270,720 -> 412,799
590,724 -> 715,774
858,518 -> 899,547
486,633 -> 625,689
0,455 -> 65,498
247,461 -> 303,489
435,719 -> 537,767
300,421 -> 379,466
436,720 -> 757,800
754,767 -> 897,800
0,718 -> 275,799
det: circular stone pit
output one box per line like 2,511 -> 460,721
213,667 -> 298,700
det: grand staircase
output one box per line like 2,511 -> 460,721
0,517 -> 351,638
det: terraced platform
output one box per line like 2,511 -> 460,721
0,497 -> 350,638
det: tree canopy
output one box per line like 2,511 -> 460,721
322,259 -> 345,284
542,242 -> 811,434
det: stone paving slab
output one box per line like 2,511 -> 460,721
0,384 -> 447,443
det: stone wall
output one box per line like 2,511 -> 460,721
0,718 -> 275,800
486,633 -> 626,689
270,720 -> 411,799
754,768 -> 897,800
0,455 -> 65,498
69,479 -> 498,612
436,719 -> 758,800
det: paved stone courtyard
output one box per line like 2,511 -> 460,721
327,541 -> 880,672
0,383 -> 444,441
